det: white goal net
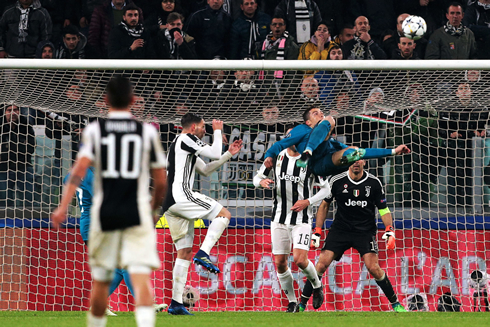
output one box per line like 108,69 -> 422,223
0,59 -> 489,312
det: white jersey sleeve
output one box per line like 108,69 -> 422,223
77,122 -> 97,161
180,130 -> 222,160
253,163 -> 273,188
307,175 -> 332,206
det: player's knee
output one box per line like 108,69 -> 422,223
275,260 -> 288,273
293,253 -> 308,269
92,267 -> 115,283
367,264 -> 382,278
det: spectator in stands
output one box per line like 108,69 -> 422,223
332,24 -> 355,46
261,105 -> 279,123
386,84 -> 440,207
382,13 -> 427,59
345,0 -> 396,43
144,0 -> 183,39
314,45 -> 360,108
342,16 -> 387,60
108,4 -> 155,58
257,16 -> 299,60
0,104 -> 36,208
0,0 -> 52,58
179,0 -> 206,19
41,0 -> 77,45
184,0 -> 232,59
300,76 -> 320,103
425,3 -> 477,59
256,16 -> 300,99
298,22 -> 334,61
391,37 -> 419,60
273,0 -> 322,45
155,12 -> 197,59
55,25 -> 87,59
229,0 -> 271,59
80,0 -> 105,33
35,39 -> 54,58
438,82 -> 489,212
463,0 -> 490,59
88,0 -> 134,58
314,0 -> 345,37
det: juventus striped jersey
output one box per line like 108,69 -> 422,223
326,171 -> 388,233
77,111 -> 166,232
162,130 -> 223,212
254,148 -> 329,225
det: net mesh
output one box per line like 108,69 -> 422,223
0,63 -> 489,312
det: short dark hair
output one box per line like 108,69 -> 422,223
340,24 -> 354,34
271,15 -> 286,24
241,0 -> 256,4
447,1 -> 463,13
167,12 -> 184,24
181,113 -> 203,128
62,25 -> 79,37
302,105 -> 317,122
123,4 -> 141,15
106,76 -> 133,109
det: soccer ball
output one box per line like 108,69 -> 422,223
402,15 -> 427,40
182,285 -> 200,308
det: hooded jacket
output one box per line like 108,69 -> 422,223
55,33 -> 87,59
229,10 -> 271,59
35,39 -> 54,58
0,0 -> 52,57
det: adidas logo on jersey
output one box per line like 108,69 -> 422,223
277,172 -> 301,183
345,199 -> 368,207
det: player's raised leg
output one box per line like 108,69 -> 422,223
297,114 -> 336,168
333,144 -> 411,166
194,207 -> 231,273
363,253 -> 407,312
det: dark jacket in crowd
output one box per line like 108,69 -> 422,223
40,0 -> 76,25
0,0 -> 52,58
144,5 -> 182,38
0,114 -> 35,172
88,0 -> 135,58
346,0 -> 396,41
155,29 -> 197,59
184,4 -> 232,59
342,36 -> 387,60
229,10 -> 271,59
425,25 -> 477,59
273,0 -> 322,44
81,0 -> 104,23
382,32 -> 427,59
391,48 -> 421,60
55,32 -> 87,59
108,23 -> 155,59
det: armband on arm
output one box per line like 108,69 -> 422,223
378,207 -> 391,216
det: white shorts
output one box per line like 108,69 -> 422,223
165,193 -> 223,250
88,224 -> 160,276
271,221 -> 311,255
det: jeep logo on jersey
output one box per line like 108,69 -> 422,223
278,172 -> 301,183
345,199 -> 368,207
353,189 -> 359,197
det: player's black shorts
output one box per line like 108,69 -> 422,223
322,228 -> 378,261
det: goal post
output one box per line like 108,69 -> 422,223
0,59 -> 489,312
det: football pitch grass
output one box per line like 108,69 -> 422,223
0,311 -> 489,327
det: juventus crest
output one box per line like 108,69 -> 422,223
365,186 -> 371,197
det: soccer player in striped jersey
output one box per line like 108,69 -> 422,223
52,76 -> 167,327
253,129 -> 331,312
297,159 -> 407,312
263,106 -> 410,177
163,113 -> 242,315
64,167 -> 168,315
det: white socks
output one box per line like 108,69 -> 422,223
302,260 -> 322,289
277,269 -> 297,303
87,312 -> 107,327
200,217 -> 229,254
172,258 -> 191,303
135,306 -> 155,327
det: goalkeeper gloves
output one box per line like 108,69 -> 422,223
382,225 -> 395,250
310,227 -> 322,248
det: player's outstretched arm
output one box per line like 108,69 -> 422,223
151,167 -> 167,224
195,140 -> 243,177
198,119 -> 224,160
311,200 -> 330,248
51,156 -> 92,229
394,144 -> 410,155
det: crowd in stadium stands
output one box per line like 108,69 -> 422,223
0,0 -> 490,210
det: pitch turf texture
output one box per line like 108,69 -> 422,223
0,311 -> 489,327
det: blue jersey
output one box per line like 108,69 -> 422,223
265,124 -> 312,159
64,167 -> 95,242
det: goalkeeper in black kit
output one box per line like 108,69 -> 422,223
295,159 -> 407,312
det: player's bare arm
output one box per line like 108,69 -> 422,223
51,156 -> 92,229
380,211 -> 396,250
394,144 -> 410,155
315,200 -> 330,228
259,179 -> 274,189
264,157 -> 274,169
228,139 -> 243,155
151,167 -> 167,224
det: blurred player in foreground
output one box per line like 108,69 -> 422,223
52,76 -> 167,327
